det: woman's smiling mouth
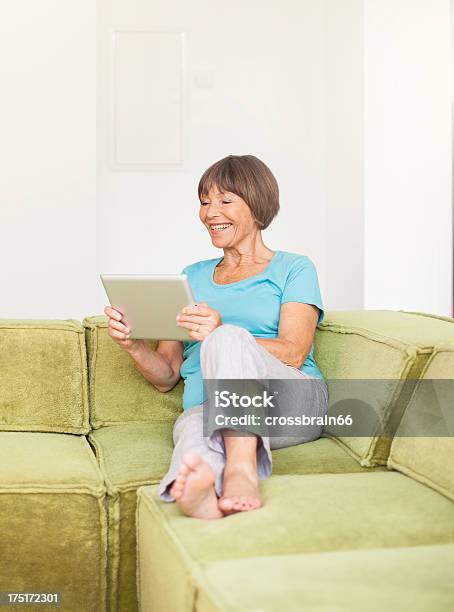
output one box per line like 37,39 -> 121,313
209,223 -> 232,233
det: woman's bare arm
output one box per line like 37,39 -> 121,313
126,339 -> 184,393
255,302 -> 320,369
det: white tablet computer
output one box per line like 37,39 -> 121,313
100,274 -> 196,341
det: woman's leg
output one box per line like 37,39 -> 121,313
220,433 -> 262,513
200,324 -> 329,512
158,406 -> 224,519
158,403 -> 262,516
158,323 -> 328,517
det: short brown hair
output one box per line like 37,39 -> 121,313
198,155 -> 280,229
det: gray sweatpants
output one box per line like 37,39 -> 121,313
159,323 -> 329,501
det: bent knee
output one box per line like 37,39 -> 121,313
203,323 -> 250,346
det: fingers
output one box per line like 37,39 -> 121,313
104,305 -> 125,321
110,318 -> 129,333
177,319 -> 212,342
110,328 -> 130,341
104,306 -> 130,340
188,329 -> 205,342
181,304 -> 211,316
177,320 -> 204,332
176,314 -> 213,326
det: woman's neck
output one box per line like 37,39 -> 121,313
220,236 -> 274,268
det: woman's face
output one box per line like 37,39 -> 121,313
199,186 -> 258,247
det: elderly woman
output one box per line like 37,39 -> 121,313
104,155 -> 328,520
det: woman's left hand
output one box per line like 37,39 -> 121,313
176,302 -> 222,341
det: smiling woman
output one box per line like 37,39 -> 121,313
199,154 -> 280,233
107,154 -> 328,521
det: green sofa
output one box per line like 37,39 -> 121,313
1,310 -> 453,611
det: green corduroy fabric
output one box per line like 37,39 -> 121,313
272,436 -> 387,475
0,432 -> 107,611
83,310 -> 454,467
88,422 -> 174,612
0,319 -> 89,434
2,310 -> 454,611
136,472 -> 454,611
83,316 -> 183,429
388,345 -> 454,502
315,309 -> 454,466
88,425 -> 384,612
399,309 -> 454,324
193,544 -> 454,612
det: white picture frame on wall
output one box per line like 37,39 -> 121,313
110,29 -> 186,171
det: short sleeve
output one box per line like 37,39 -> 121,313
281,256 -> 324,326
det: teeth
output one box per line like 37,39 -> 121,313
211,223 -> 231,230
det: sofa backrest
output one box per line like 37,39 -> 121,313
314,310 -> 454,467
83,308 -> 454,466
83,316 -> 182,429
0,319 -> 89,434
387,344 -> 454,502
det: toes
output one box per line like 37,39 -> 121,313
244,497 -> 261,510
219,494 -> 262,513
169,483 -> 183,500
178,463 -> 190,477
232,497 -> 243,511
219,497 -> 234,512
239,497 -> 252,511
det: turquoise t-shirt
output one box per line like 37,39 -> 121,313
180,250 -> 325,410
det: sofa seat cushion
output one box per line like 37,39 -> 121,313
272,436 -> 387,475
0,432 -> 107,612
192,544 -> 454,612
88,422 -> 175,491
88,423 -> 383,612
136,472 -> 454,611
388,344 -> 454,502
314,310 -> 454,466
0,319 -> 89,433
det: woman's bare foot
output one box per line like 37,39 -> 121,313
169,453 -> 223,519
219,463 -> 262,514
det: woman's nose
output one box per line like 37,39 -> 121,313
205,201 -> 221,212
203,202 -> 223,217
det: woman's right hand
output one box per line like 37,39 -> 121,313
104,306 -> 145,354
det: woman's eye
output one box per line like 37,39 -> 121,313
200,200 -> 232,205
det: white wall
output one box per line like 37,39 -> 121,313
324,0 -> 365,310
95,0 -> 328,316
0,1 -> 97,320
1,1 -> 452,320
95,0 -> 454,318
363,0 -> 452,315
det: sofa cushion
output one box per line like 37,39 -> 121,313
388,344 -> 454,502
191,544 -> 454,612
0,431 -> 107,611
314,310 -> 454,466
272,436 -> 386,475
83,315 -> 183,428
0,319 -> 89,433
88,422 -> 175,490
88,423 -> 174,612
136,472 -> 454,611
88,424 -> 383,612
400,310 -> 454,324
